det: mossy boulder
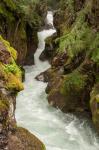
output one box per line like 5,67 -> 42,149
0,35 -> 24,91
47,70 -> 92,113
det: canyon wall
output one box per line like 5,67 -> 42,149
40,0 -> 99,133
0,35 -> 45,150
0,0 -> 44,65
0,0 -> 47,149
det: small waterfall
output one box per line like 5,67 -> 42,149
46,11 -> 54,26
16,11 -> 99,150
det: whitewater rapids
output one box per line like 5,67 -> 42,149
16,11 -> 99,150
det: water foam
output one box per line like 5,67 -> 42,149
16,11 -> 99,150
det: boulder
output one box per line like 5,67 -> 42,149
8,127 -> 46,150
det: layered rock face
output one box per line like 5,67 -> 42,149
0,35 -> 45,150
39,0 -> 99,132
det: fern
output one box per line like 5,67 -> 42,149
16,0 -> 41,26
56,4 -> 94,58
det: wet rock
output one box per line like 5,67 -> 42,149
36,67 -> 64,83
39,33 -> 57,62
44,24 -> 54,29
35,69 -> 51,82
35,73 -> 45,82
48,90 -> 66,109
24,25 -> 38,65
39,46 -> 53,62
52,52 -> 67,67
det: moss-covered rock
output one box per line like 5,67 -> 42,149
45,0 -> 99,133
0,35 -> 23,91
0,35 -> 24,149
0,36 -> 46,149
0,0 -> 43,65
47,69 -> 92,113
90,84 -> 99,132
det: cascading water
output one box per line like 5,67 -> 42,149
16,11 -> 99,150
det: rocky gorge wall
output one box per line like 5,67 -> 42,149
0,35 -> 45,150
0,0 -> 99,148
0,0 -> 48,149
0,0 -> 45,65
38,0 -> 99,133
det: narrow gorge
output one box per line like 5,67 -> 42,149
0,0 -> 99,150
15,10 -> 99,150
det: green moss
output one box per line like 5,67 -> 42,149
0,3 -> 15,22
4,63 -> 22,80
56,0 -> 99,67
0,36 -> 24,91
16,0 -> 42,26
60,0 -> 75,13
61,71 -> 87,95
0,63 -> 23,91
3,0 -> 16,10
56,8 -> 94,58
0,35 -> 17,60
90,84 -> 99,105
18,22 -> 27,40
90,84 -> 99,130
90,34 -> 99,64
0,100 -> 9,115
6,73 -> 24,91
96,95 -> 99,103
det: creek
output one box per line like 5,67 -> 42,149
16,11 -> 99,150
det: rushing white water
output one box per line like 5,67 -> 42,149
46,11 -> 54,26
16,11 -> 99,150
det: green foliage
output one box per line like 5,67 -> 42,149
0,0 -> 42,27
0,35 -> 17,60
60,0 -> 74,12
16,0 -> 41,26
3,0 -> 16,10
0,2 -> 15,21
4,62 -> 22,79
0,35 -> 23,91
61,71 -> 87,95
57,21 -> 93,58
56,1 -> 99,66
90,34 -> 99,64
